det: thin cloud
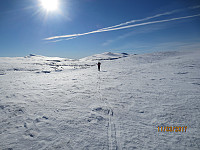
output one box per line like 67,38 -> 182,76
189,5 -> 200,9
98,5 -> 200,31
45,5 -> 200,42
102,24 -> 167,46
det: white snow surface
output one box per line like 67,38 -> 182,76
0,50 -> 200,150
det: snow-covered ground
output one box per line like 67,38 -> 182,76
0,50 -> 200,150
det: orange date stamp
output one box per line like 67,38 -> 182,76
158,126 -> 187,132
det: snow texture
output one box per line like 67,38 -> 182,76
0,50 -> 200,150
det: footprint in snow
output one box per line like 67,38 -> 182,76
192,83 -> 200,86
0,72 -> 6,75
87,114 -> 105,123
176,72 -> 189,75
92,107 -> 112,115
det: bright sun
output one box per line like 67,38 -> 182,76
40,0 -> 59,12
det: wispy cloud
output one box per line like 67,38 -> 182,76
45,5 -> 200,42
189,5 -> 200,9
103,40 -> 200,54
102,23 -> 168,46
150,41 -> 200,52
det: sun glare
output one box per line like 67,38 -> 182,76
40,0 -> 59,12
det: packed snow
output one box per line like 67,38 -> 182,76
0,50 -> 200,150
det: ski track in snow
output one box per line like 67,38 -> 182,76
0,50 -> 200,149
97,72 -> 119,150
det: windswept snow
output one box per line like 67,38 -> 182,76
0,50 -> 200,150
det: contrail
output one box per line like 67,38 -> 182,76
97,5 -> 200,31
45,9 -> 179,40
46,13 -> 200,42
47,37 -> 77,43
45,5 -> 200,41
98,10 -> 181,31
96,14 -> 200,33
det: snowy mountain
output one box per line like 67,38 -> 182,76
80,52 -> 129,61
0,50 -> 200,149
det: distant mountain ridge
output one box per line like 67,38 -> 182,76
23,52 -> 129,61
80,52 -> 129,61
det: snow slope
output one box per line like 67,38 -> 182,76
0,50 -> 200,150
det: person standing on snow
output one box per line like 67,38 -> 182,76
97,62 -> 101,71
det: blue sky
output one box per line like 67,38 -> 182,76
0,0 -> 200,58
